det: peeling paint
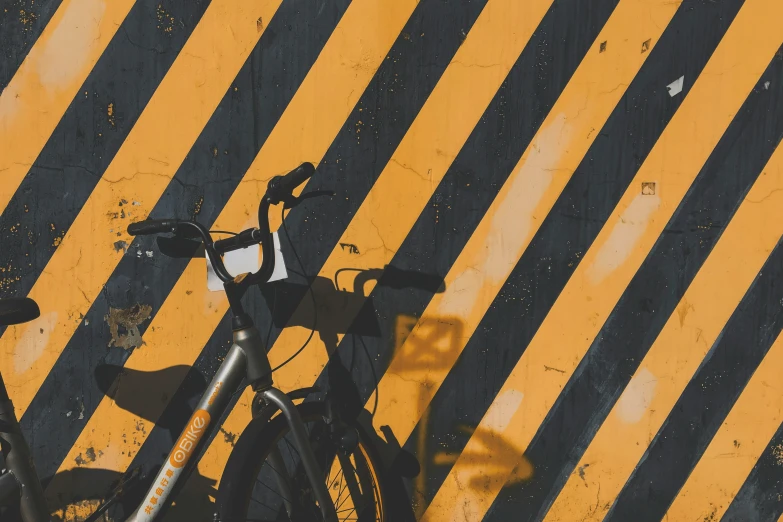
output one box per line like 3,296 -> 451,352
773,444 -> 783,466
74,446 -> 98,466
52,498 -> 110,522
104,304 -> 152,350
156,4 -> 176,34
219,427 -> 236,446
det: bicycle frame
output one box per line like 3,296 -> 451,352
0,316 -> 337,522
125,318 -> 338,522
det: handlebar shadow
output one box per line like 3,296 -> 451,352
258,265 -> 444,522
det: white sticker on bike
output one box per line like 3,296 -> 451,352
206,231 -> 288,291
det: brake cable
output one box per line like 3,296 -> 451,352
267,206 -> 318,374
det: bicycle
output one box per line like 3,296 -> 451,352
0,163 -> 387,522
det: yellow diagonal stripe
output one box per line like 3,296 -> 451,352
421,0 -> 782,519
0,0 -> 136,215
369,0 -> 677,457
545,140 -> 783,521
193,0 -> 557,489
1,0 -> 284,418
663,247 -> 783,519
49,0 -> 420,501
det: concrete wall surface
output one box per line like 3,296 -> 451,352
1,0 -> 783,520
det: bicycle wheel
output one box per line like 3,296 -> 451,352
217,401 -> 385,522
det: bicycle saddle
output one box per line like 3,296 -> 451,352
0,297 -> 40,326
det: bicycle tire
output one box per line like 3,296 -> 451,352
216,401 -> 386,522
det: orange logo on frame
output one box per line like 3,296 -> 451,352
169,409 -> 211,468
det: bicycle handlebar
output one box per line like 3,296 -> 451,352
266,163 -> 315,204
127,219 -> 181,236
127,162 -> 315,286
212,228 -> 264,254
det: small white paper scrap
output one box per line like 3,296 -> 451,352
206,231 -> 288,292
666,75 -> 684,97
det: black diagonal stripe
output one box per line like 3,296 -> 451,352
32,0 -> 352,498
723,419 -> 783,522
344,0 -> 745,517
0,0 -> 210,303
608,206 -> 783,519
0,0 -> 62,92
118,2 -> 491,517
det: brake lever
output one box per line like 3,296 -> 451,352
282,189 -> 335,209
152,222 -> 209,259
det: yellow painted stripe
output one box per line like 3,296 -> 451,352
49,0 -> 420,499
663,277 -> 783,516
193,0 -> 557,488
545,142 -> 783,521
1,0 -> 284,418
421,0 -> 782,519
0,0 -> 136,215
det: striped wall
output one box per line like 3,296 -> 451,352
2,0 -> 783,520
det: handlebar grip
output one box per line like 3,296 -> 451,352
127,219 -> 180,236
213,228 -> 262,254
267,163 -> 315,203
282,162 -> 315,190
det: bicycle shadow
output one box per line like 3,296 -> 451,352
259,266 -> 445,521
44,464 -> 217,522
